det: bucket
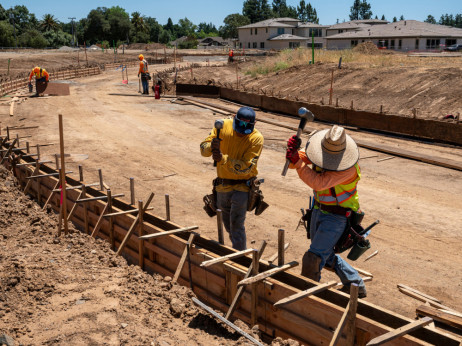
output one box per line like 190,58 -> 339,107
347,239 -> 371,261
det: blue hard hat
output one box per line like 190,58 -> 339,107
233,107 -> 256,135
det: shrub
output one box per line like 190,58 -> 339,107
0,20 -> 14,47
18,29 -> 48,48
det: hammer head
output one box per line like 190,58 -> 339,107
298,107 -> 315,122
214,119 -> 224,130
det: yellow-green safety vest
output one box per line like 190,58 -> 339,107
314,164 -> 361,211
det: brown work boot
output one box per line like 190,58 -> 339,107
301,251 -> 322,281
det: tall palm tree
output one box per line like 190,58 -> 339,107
41,14 -> 59,32
131,12 -> 147,35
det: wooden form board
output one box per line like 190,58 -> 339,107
36,82 -> 70,96
9,154 -> 460,346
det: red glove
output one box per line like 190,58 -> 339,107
287,135 -> 301,149
286,147 -> 300,164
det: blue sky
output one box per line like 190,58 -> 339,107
2,0 -> 460,27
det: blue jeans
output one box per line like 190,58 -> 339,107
141,76 -> 149,94
217,191 -> 248,250
308,208 -> 365,291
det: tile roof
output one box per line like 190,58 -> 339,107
327,20 -> 462,39
240,18 -> 297,29
268,34 -> 309,41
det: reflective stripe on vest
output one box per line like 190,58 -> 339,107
141,60 -> 148,73
314,164 -> 361,211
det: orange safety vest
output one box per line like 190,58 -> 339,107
229,51 -> 234,57
313,164 -> 361,211
29,67 -> 49,81
139,59 -> 148,74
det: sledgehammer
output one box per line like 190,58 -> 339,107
213,119 -> 224,167
281,107 -> 314,176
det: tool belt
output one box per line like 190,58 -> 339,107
314,200 -> 351,216
215,178 -> 248,186
247,177 -> 269,215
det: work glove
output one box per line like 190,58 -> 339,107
287,135 -> 302,149
211,138 -> 221,151
28,83 -> 33,92
286,146 -> 300,165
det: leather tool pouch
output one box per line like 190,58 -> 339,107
247,177 -> 269,215
334,211 -> 367,254
203,178 -> 218,217
302,208 -> 313,239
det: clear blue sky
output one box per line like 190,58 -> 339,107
2,0 -> 460,27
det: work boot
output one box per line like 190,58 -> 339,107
301,251 -> 322,281
339,285 -> 367,298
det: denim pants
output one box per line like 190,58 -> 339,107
308,208 -> 365,291
217,190 -> 248,250
141,76 -> 149,94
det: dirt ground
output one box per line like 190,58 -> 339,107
0,166 -> 270,345
175,59 -> 462,120
1,52 -> 462,343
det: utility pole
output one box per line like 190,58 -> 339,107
9,14 -> 17,48
68,17 -> 76,47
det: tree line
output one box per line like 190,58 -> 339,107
0,1 -> 461,49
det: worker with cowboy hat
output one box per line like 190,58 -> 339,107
200,107 -> 264,250
28,66 -> 49,96
285,125 -> 367,298
137,54 -> 150,95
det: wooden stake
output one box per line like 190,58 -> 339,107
274,281 -> 340,307
79,165 -> 83,182
366,317 -> 433,346
336,97 -> 339,107
330,284 -> 359,346
0,138 -> 17,164
81,185 -> 89,234
267,243 -> 289,264
165,194 -> 170,221
90,203 -> 109,238
138,200 -> 144,269
67,191 -> 83,222
200,248 -> 255,267
55,154 -> 59,170
130,177 -> 135,205
364,250 -> 378,262
278,228 -> 285,266
98,168 -> 104,191
58,114 -> 68,235
216,209 -> 224,245
345,284 -> 360,346
238,261 -> 298,287
329,70 -> 334,105
26,141 -> 30,154
380,105 -> 383,114
116,193 -> 154,255
42,180 -> 60,210
36,144 -> 40,161
251,250 -> 259,326
35,160 -> 41,205
107,189 -> 115,250
397,284 -> 442,304
23,157 -> 39,195
350,100 -> 354,110
225,240 -> 267,320
172,232 -> 196,283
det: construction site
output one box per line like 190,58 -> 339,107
0,45 -> 461,346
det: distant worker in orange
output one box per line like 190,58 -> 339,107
28,66 -> 49,96
137,54 -> 150,95
228,49 -> 234,63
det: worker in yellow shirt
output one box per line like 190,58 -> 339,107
28,66 -> 49,96
200,107 -> 264,250
137,54 -> 150,94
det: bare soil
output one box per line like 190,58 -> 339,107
1,51 -> 462,343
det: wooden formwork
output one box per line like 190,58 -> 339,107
5,148 -> 458,346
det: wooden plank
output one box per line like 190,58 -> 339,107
267,243 -> 289,264
139,226 -> 198,240
238,261 -> 298,286
345,284 -> 360,346
330,284 -> 359,346
398,287 -> 455,311
366,317 -> 433,346
397,284 -> 442,304
172,232 -> 196,283
416,305 -> 462,330
200,248 -> 255,268
274,280 -> 340,307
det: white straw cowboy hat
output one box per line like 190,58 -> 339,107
305,125 -> 359,171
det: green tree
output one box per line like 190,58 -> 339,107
399,15 -> 405,21
145,17 -> 162,42
164,17 -> 175,34
297,0 -> 308,21
243,0 -> 272,23
0,4 -> 7,21
381,14 -> 386,20
424,15 -> 436,24
131,11 -> 149,42
19,29 -> 48,48
106,6 -> 130,43
219,13 -> 250,39
350,0 -> 372,20
393,16 -> 397,22
455,14 -> 462,28
85,8 -> 110,43
40,14 -> 59,32
349,0 -> 361,20
0,20 -> 14,46
159,29 -> 171,44
43,30 -> 72,47
177,17 -> 197,37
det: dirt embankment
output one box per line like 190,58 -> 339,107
0,165 -> 274,345
175,60 -> 462,120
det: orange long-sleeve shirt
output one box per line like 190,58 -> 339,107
29,67 -> 49,82
290,151 -> 358,190
138,60 -> 148,74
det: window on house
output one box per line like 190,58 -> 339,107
446,39 -> 456,46
426,39 -> 441,49
260,42 -> 265,49
310,43 -> 323,48
277,28 -> 284,35
240,42 -> 242,48
250,29 -> 252,35
415,39 -> 419,49
255,28 -> 258,35
289,42 -> 300,48
309,28 -> 322,37
338,30 -> 344,34
351,40 -> 358,47
253,42 -> 257,48
390,40 -> 395,49
266,28 -> 268,33
398,39 -> 402,49
248,42 -> 250,48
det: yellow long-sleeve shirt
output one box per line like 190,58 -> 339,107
200,118 -> 263,192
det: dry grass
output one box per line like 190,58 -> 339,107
244,48 -> 462,76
